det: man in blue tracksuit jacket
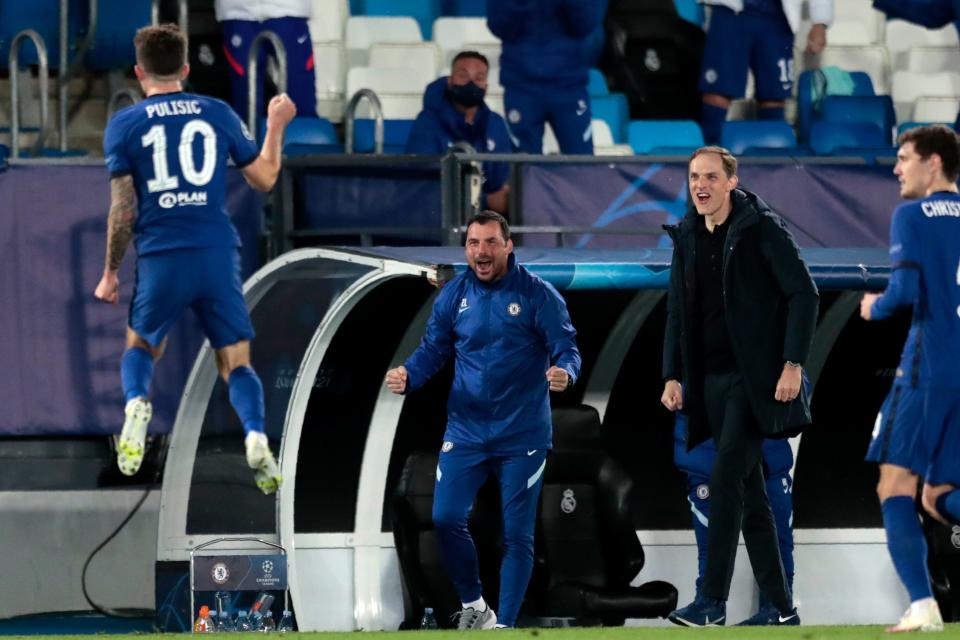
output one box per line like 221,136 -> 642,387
872,0 -> 960,131
487,0 -> 604,154
406,51 -> 513,214
385,211 -> 581,629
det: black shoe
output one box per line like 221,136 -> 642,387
736,603 -> 800,626
667,596 -> 727,627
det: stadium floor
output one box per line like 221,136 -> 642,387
3,627 -> 960,639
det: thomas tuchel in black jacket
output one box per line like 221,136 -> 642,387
663,188 -> 819,451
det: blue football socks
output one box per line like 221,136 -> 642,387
121,346 -> 154,403
701,103 -> 728,144
882,496 -> 933,602
228,366 -> 265,435
758,106 -> 785,121
935,489 -> 960,526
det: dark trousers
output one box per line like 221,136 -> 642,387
700,370 -> 792,611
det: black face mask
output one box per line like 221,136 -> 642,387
447,81 -> 486,108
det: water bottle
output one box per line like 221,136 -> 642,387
259,610 -> 276,632
420,607 -> 439,629
214,592 -> 232,630
235,610 -> 253,632
193,605 -> 215,633
277,610 -> 294,633
249,592 -> 275,628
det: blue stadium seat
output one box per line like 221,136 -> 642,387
897,121 -> 953,136
282,117 -> 343,155
809,121 -> 889,156
85,0 -> 151,71
445,0 -> 486,16
720,120 -> 800,155
796,70 -> 875,145
363,0 -> 440,39
674,0 -> 705,27
350,0 -> 366,14
591,93 -> 629,143
352,118 -> 415,153
0,0 -> 86,68
628,120 -> 704,154
588,68 -> 609,97
819,95 -> 896,146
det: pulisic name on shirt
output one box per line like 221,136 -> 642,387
145,100 -> 203,119
921,199 -> 960,218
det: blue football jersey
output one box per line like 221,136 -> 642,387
885,192 -> 960,389
103,92 -> 259,256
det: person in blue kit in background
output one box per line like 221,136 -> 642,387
384,211 -> 581,630
697,0 -> 833,143
871,0 -> 960,131
487,0 -> 605,155
93,24 -> 295,493
860,124 -> 960,633
674,413 -> 795,604
406,51 -> 513,214
215,0 -> 317,123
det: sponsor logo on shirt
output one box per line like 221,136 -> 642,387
508,302 -> 521,316
159,191 -> 208,208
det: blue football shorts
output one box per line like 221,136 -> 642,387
129,246 -> 254,349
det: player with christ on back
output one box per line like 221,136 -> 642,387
861,124 -> 960,633
93,23 -> 295,493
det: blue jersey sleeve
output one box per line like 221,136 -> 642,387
221,104 -> 259,168
103,116 -> 132,177
535,280 -> 581,385
404,284 -> 457,392
872,205 -> 922,320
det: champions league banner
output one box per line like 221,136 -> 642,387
0,165 -> 263,436
193,554 -> 288,591
520,161 -> 902,249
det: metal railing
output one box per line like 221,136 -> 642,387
344,89 -> 384,154
9,30 -> 50,158
246,31 -> 288,136
151,0 -> 188,33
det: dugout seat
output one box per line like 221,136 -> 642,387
523,405 -> 678,625
391,450 -> 504,629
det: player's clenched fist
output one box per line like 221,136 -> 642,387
545,366 -> 569,392
94,270 -> 120,304
661,379 -> 683,411
385,366 -> 408,394
267,93 -> 297,127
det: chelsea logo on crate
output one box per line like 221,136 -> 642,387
508,302 -> 521,316
211,562 -> 230,584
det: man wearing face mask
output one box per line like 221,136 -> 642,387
406,51 -> 513,214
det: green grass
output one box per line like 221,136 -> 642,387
6,627 -> 960,640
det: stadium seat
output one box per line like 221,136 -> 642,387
363,0 -> 440,39
485,66 -> 503,96
720,120 -> 799,155
819,45 -> 891,95
345,66 -> 424,118
673,0 -> 704,27
809,121 -> 889,155
0,0 -> 85,68
523,405 -> 678,624
891,70 -> 960,124
896,121 -> 952,136
832,0 -> 885,41
796,69 -> 875,145
352,118 -> 414,153
455,42 -> 501,69
448,0 -> 486,16
314,41 -> 347,121
310,0 -> 349,42
627,120 -> 704,155
85,0 -> 151,71
827,20 -> 878,46
819,95 -> 896,145
590,93 -> 629,143
912,97 -> 960,124
587,68 -> 609,96
282,117 -> 342,155
345,16 -> 423,67
432,17 -> 499,67
368,42 -> 440,89
885,20 -> 959,71
906,46 -> 960,73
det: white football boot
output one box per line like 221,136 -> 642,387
887,599 -> 944,633
117,397 -> 152,476
245,431 -> 282,495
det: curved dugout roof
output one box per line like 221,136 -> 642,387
156,246 -> 892,631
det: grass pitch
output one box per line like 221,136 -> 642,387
8,626 -> 960,639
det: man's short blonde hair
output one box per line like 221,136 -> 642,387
690,146 -> 738,178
